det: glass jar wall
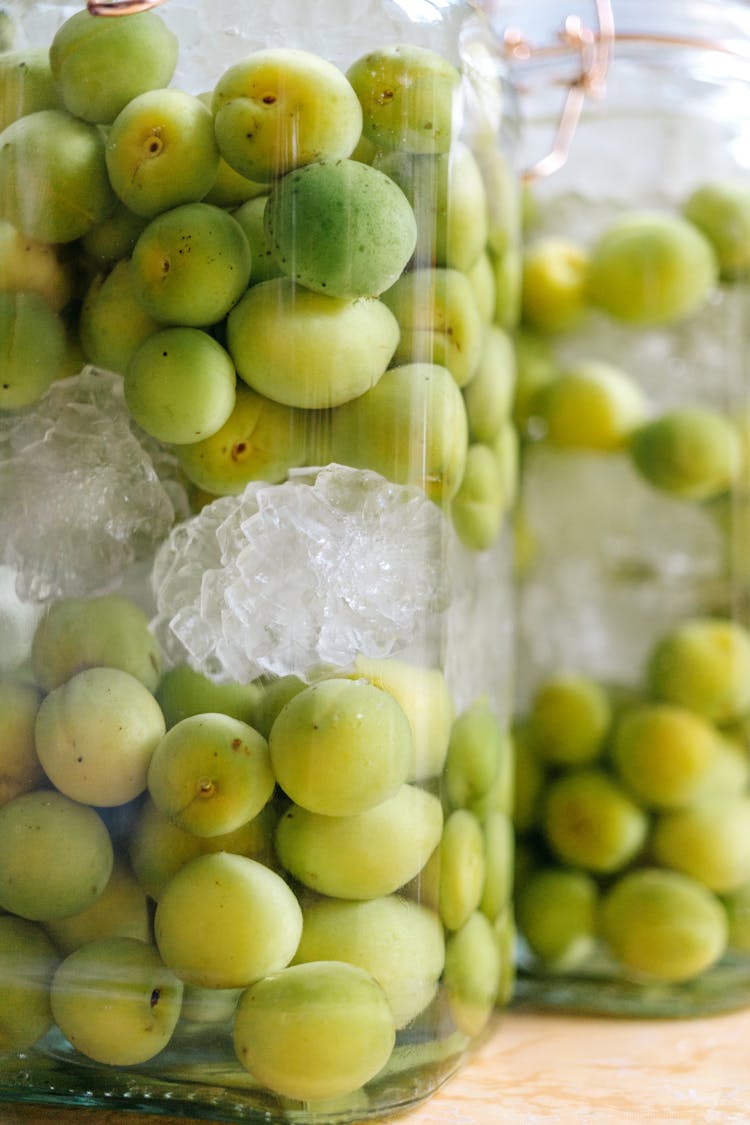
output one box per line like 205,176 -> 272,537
494,0 -> 750,1015
0,0 -> 519,1119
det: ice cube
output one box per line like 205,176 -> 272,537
0,367 -> 188,603
151,463 -> 450,683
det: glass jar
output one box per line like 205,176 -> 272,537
491,0 -> 750,1015
0,0 -> 519,1119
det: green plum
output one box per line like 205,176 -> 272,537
154,852 -> 302,987
156,664 -> 261,729
175,383 -> 308,495
647,617 -> 750,725
0,109 -> 116,243
35,667 -> 166,808
521,236 -> 590,335
233,961 -> 395,1100
79,202 -> 149,269
212,48 -> 362,182
438,808 -> 486,932
599,868 -> 728,982
630,406 -> 742,500
0,679 -> 44,806
32,593 -> 162,693
49,8 -> 178,125
0,48 -> 63,133
0,916 -> 58,1051
147,712 -> 274,837
683,180 -> 750,278
130,202 -> 251,327
274,784 -> 444,900
479,809 -> 514,922
44,855 -> 150,954
650,795 -> 750,894
586,210 -> 718,326
106,88 -> 220,218
0,789 -> 113,921
269,677 -> 412,817
382,266 -> 483,388
0,219 -> 72,311
50,936 -> 183,1064
542,769 -> 648,874
451,442 -> 506,551
462,325 -> 516,446
444,699 -> 506,811
538,361 -> 648,451
293,895 -> 444,1029
329,362 -> 469,505
527,672 -> 611,767
125,327 -> 237,445
226,276 -> 399,409
516,867 -> 598,971
347,44 -> 459,155
0,291 -> 66,410
232,195 -> 283,285
443,910 -> 500,1037
466,251 -> 497,324
265,158 -> 417,298
79,259 -> 161,375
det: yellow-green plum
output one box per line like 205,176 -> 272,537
439,808 -> 486,932
542,769 -> 647,874
0,789 -> 113,921
251,675 -> 307,740
212,48 -> 362,182
50,936 -> 183,1064
521,237 -> 590,335
269,678 -> 412,817
651,795 -> 750,894
49,9 -> 178,125
443,910 -> 500,1037
147,712 -> 274,838
233,961 -> 395,1100
156,664 -> 261,729
511,723 -> 545,834
723,880 -> 750,952
79,259 -> 161,375
491,419 -> 520,513
479,810 -> 514,922
80,203 -> 149,269
611,703 -> 721,810
0,48 -> 63,133
175,383 -> 308,495
35,667 -> 166,808
226,277 -> 399,409
196,92 -> 269,208
516,867 -> 598,971
0,110 -> 116,243
683,181 -> 750,278
180,983 -> 241,1025
374,142 -> 489,273
629,406 -> 742,501
275,784 -> 443,899
265,158 -> 417,298
466,251 -> 497,324
131,202 -> 251,327
538,360 -> 648,452
32,593 -> 162,693
444,699 -> 506,811
586,210 -> 718,326
329,362 -> 469,505
125,327 -> 237,445
492,245 -> 522,330
0,291 -> 66,410
647,618 -> 750,725
599,867 -> 727,982
44,856 -> 150,954
462,325 -> 516,446
451,442 -> 506,551
129,797 -> 276,901
232,196 -> 283,285
527,672 -> 611,767
106,89 -> 220,219
0,678 -> 44,806
467,731 -> 515,824
0,916 -> 58,1051
292,896 -> 444,1029
154,852 -> 302,987
0,219 -> 72,311
512,329 -> 558,434
347,44 -> 459,155
350,655 -> 454,782
382,267 -> 483,388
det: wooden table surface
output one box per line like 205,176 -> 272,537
3,1002 -> 749,1124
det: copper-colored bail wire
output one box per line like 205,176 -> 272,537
502,0 -> 615,182
87,0 -> 168,15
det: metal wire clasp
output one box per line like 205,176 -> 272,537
501,0 -> 614,181
87,0 -> 168,15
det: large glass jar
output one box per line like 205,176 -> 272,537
492,0 -> 750,1015
0,0 -> 519,1119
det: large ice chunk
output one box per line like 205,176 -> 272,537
151,464 -> 450,683
0,367 -> 188,603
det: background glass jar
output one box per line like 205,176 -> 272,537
490,0 -> 750,1015
0,0 -> 520,1119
